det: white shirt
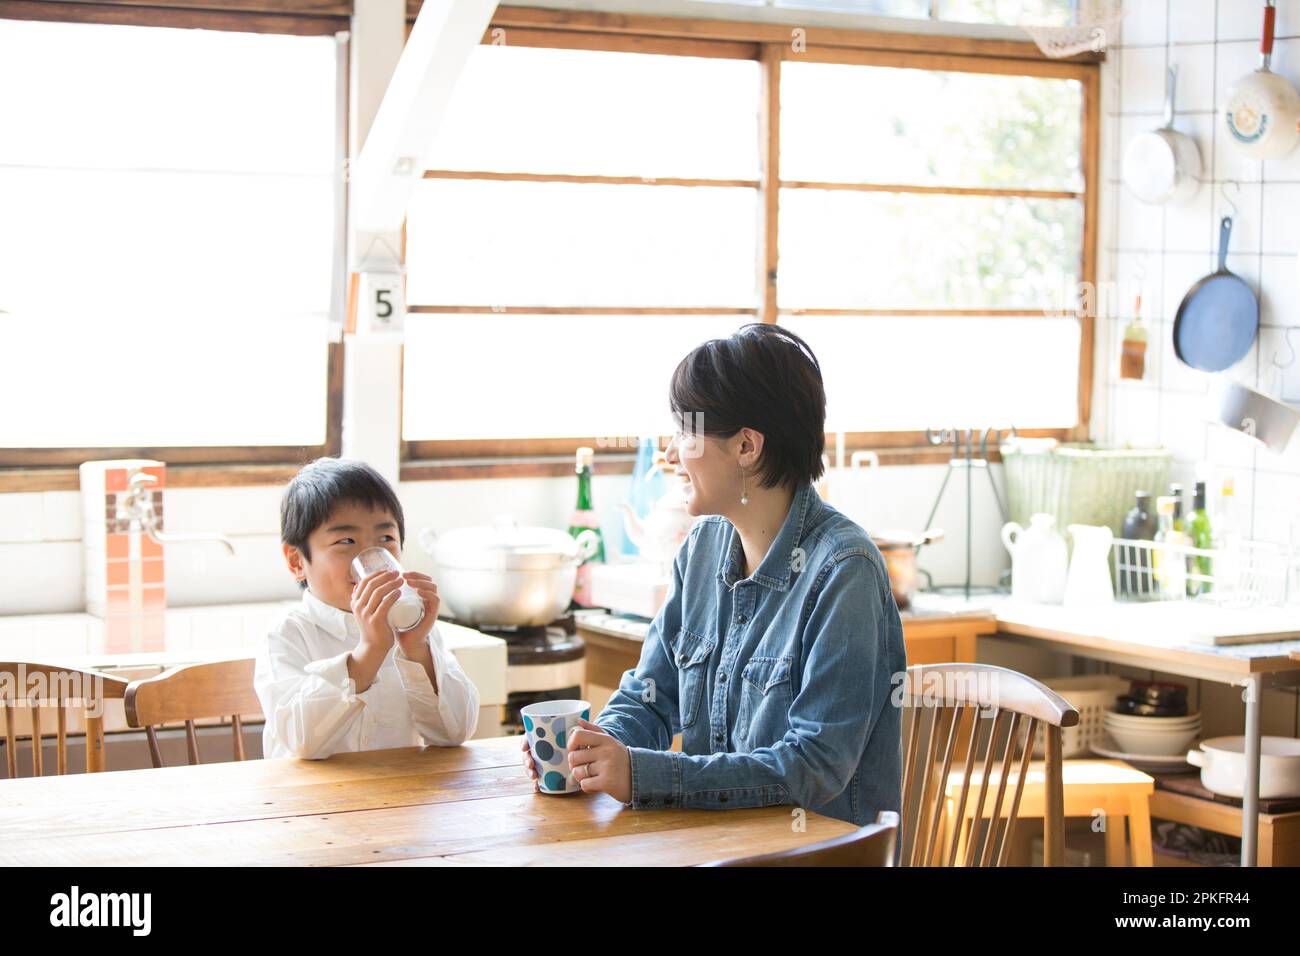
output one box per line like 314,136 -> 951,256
254,589 -> 480,759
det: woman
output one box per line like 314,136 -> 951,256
523,323 -> 905,826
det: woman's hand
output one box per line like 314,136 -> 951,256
567,717 -> 632,803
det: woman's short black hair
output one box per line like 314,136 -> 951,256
669,323 -> 826,489
280,458 -> 406,589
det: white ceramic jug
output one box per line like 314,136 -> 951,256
1000,513 -> 1068,603
1064,524 -> 1116,607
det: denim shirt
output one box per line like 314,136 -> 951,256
597,480 -> 906,826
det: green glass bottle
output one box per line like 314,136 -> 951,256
1187,480 -> 1213,596
568,446 -> 605,608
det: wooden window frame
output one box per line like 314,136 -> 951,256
0,2 -> 350,492
399,5 -> 1101,480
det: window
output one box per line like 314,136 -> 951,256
402,19 -> 1097,467
402,44 -> 762,450
0,19 -> 341,462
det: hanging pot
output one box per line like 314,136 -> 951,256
1224,0 -> 1300,160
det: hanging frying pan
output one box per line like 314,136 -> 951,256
1224,0 -> 1300,160
1173,217 -> 1259,372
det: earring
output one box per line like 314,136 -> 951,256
740,467 -> 749,506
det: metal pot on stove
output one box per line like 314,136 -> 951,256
419,516 -> 600,627
870,528 -> 943,610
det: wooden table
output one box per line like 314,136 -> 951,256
0,734 -> 856,866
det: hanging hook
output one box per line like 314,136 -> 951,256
1221,180 -> 1241,219
1273,327 -> 1297,371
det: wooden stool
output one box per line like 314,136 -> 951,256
944,759 -> 1155,866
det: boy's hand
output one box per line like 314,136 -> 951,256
393,572 -> 441,651
350,568 -> 402,652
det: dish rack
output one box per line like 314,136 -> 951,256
1111,536 -> 1296,608
1031,674 -> 1131,758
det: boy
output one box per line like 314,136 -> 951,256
255,457 -> 479,759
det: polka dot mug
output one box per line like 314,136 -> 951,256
520,699 -> 591,795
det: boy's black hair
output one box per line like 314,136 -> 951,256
280,458 -> 406,590
669,323 -> 826,490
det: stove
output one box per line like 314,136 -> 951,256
474,614 -> 586,735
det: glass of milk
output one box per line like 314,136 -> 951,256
350,547 -> 425,632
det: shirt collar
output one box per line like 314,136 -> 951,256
717,481 -> 817,593
301,588 -> 360,641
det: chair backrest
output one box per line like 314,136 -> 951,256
0,662 -> 129,777
124,658 -> 260,768
698,812 -> 900,867
898,663 -> 1079,867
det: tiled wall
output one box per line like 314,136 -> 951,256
1099,0 -> 1300,737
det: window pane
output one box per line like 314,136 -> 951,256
0,21 -> 336,173
0,314 -> 329,447
406,181 -> 758,308
427,45 -> 760,179
778,189 -> 1082,311
402,314 -> 746,440
937,0 -> 1074,27
0,21 -> 337,449
781,62 -> 1083,192
781,315 -> 1080,430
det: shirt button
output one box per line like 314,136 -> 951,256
714,732 -> 723,743
737,615 -> 747,625
678,655 -> 688,665
718,673 -> 727,683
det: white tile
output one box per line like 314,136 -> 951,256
1249,470 -> 1300,543
1278,0 -> 1300,36
1214,182 -> 1263,252
0,541 -> 84,614
1259,253 -> 1300,325
1219,0 -> 1269,42
1170,0 -> 1217,44
1112,380 -> 1163,445
40,492 -> 81,542
1168,44 -> 1217,111
1159,388 -> 1211,463
163,486 -> 281,536
1123,0 -> 1169,47
1118,185 -> 1167,249
1121,46 -> 1169,114
1117,250 -> 1163,320
1261,182 -> 1300,253
0,493 -> 43,543
1163,167 -> 1216,251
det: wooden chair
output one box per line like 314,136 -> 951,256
698,812 -> 900,867
899,663 -> 1079,867
124,658 -> 261,768
0,662 -> 129,777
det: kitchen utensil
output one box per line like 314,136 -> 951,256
1173,217 -> 1259,372
1128,678 -> 1188,707
871,527 -> 944,610
1063,524 -> 1115,607
1188,735 -> 1300,799
1123,66 -> 1203,203
1000,513 -> 1068,603
1206,377 -> 1300,452
920,423 -> 1015,599
521,699 -> 591,794
350,547 -> 424,632
1090,736 -> 1197,772
419,517 -> 600,627
1224,1 -> 1300,160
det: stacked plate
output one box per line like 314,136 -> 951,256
1103,710 -> 1202,757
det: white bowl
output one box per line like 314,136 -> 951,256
1106,723 -> 1200,757
1105,711 -> 1201,728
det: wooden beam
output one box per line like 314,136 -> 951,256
0,1 -> 348,35
758,44 -> 780,325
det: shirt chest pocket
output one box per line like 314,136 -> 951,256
736,655 -> 795,747
671,627 -> 715,729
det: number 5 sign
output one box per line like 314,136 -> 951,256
347,271 -> 406,338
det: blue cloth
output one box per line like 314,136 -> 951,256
596,480 -> 906,826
